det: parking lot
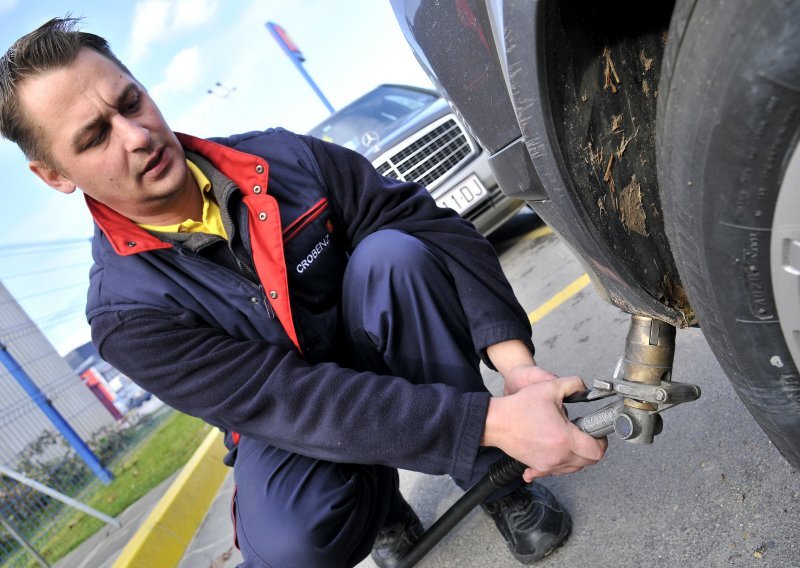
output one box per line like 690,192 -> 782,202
184,210 -> 799,568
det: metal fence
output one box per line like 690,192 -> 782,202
0,232 -> 191,566
0,201 -> 159,567
0,275 -> 165,567
0,401 -> 168,567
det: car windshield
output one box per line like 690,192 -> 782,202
307,86 -> 437,154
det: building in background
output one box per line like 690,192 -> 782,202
0,280 -> 116,469
64,341 -> 152,417
0,280 -> 164,565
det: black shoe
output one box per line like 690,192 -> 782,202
481,483 -> 572,564
370,498 -> 424,568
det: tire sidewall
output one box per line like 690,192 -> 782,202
657,0 -> 800,466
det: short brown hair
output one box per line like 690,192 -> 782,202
0,16 -> 134,166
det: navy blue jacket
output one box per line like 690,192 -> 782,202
86,129 -> 533,481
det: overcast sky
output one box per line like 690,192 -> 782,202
0,0 -> 433,354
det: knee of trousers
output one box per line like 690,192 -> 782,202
343,229 -> 456,329
342,229 -> 480,383
345,229 -> 445,288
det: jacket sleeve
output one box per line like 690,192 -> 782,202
91,306 -> 488,481
300,134 -> 535,364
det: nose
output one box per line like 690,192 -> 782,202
115,116 -> 151,152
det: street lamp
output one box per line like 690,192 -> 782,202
207,81 -> 237,99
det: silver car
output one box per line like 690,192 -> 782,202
307,84 -> 524,236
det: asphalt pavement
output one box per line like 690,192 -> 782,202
177,210 -> 799,567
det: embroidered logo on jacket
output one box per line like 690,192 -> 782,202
296,234 -> 331,273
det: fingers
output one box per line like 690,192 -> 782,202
523,468 -> 540,482
524,462 -> 586,482
568,422 -> 608,462
555,375 -> 589,397
498,375 -> 608,482
523,436 -> 604,477
523,419 -> 607,479
553,376 -> 607,462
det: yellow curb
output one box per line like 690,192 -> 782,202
522,224 -> 553,242
112,429 -> 229,568
528,273 -> 591,324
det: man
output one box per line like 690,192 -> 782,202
0,18 -> 606,567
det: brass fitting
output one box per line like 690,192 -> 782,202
620,315 -> 676,443
623,315 -> 676,386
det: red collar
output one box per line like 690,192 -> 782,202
86,133 -> 270,256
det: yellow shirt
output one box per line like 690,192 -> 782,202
138,160 -> 228,239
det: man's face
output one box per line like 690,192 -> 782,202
20,48 -> 191,224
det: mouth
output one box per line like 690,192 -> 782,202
142,147 -> 168,178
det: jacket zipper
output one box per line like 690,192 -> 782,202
175,246 -> 274,318
282,198 -> 329,244
193,237 -> 258,285
217,183 -> 260,281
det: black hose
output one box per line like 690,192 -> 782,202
395,456 -> 526,567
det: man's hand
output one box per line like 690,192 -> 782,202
502,364 -> 559,395
481,376 -> 607,482
484,339 -> 558,395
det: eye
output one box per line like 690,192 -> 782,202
86,125 -> 108,148
122,93 -> 141,114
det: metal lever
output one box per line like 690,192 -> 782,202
566,376 -> 701,440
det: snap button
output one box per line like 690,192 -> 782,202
258,212 -> 267,221
250,297 -> 259,304
255,164 -> 264,174
253,185 -> 262,194
127,241 -> 137,247
269,291 -> 278,299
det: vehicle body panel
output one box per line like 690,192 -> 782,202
390,0 -> 689,326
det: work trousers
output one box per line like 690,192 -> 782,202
233,230 -> 507,567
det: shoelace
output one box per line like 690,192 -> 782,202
486,489 -> 546,531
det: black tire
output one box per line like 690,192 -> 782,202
657,0 -> 800,468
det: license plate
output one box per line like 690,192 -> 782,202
435,175 -> 487,215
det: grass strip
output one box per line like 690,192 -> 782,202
37,410 -> 210,564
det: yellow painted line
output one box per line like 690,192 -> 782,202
113,429 -> 229,568
528,273 -> 591,324
522,225 -> 553,242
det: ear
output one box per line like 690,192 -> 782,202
28,160 -> 77,194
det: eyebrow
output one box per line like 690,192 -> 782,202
71,83 -> 139,152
